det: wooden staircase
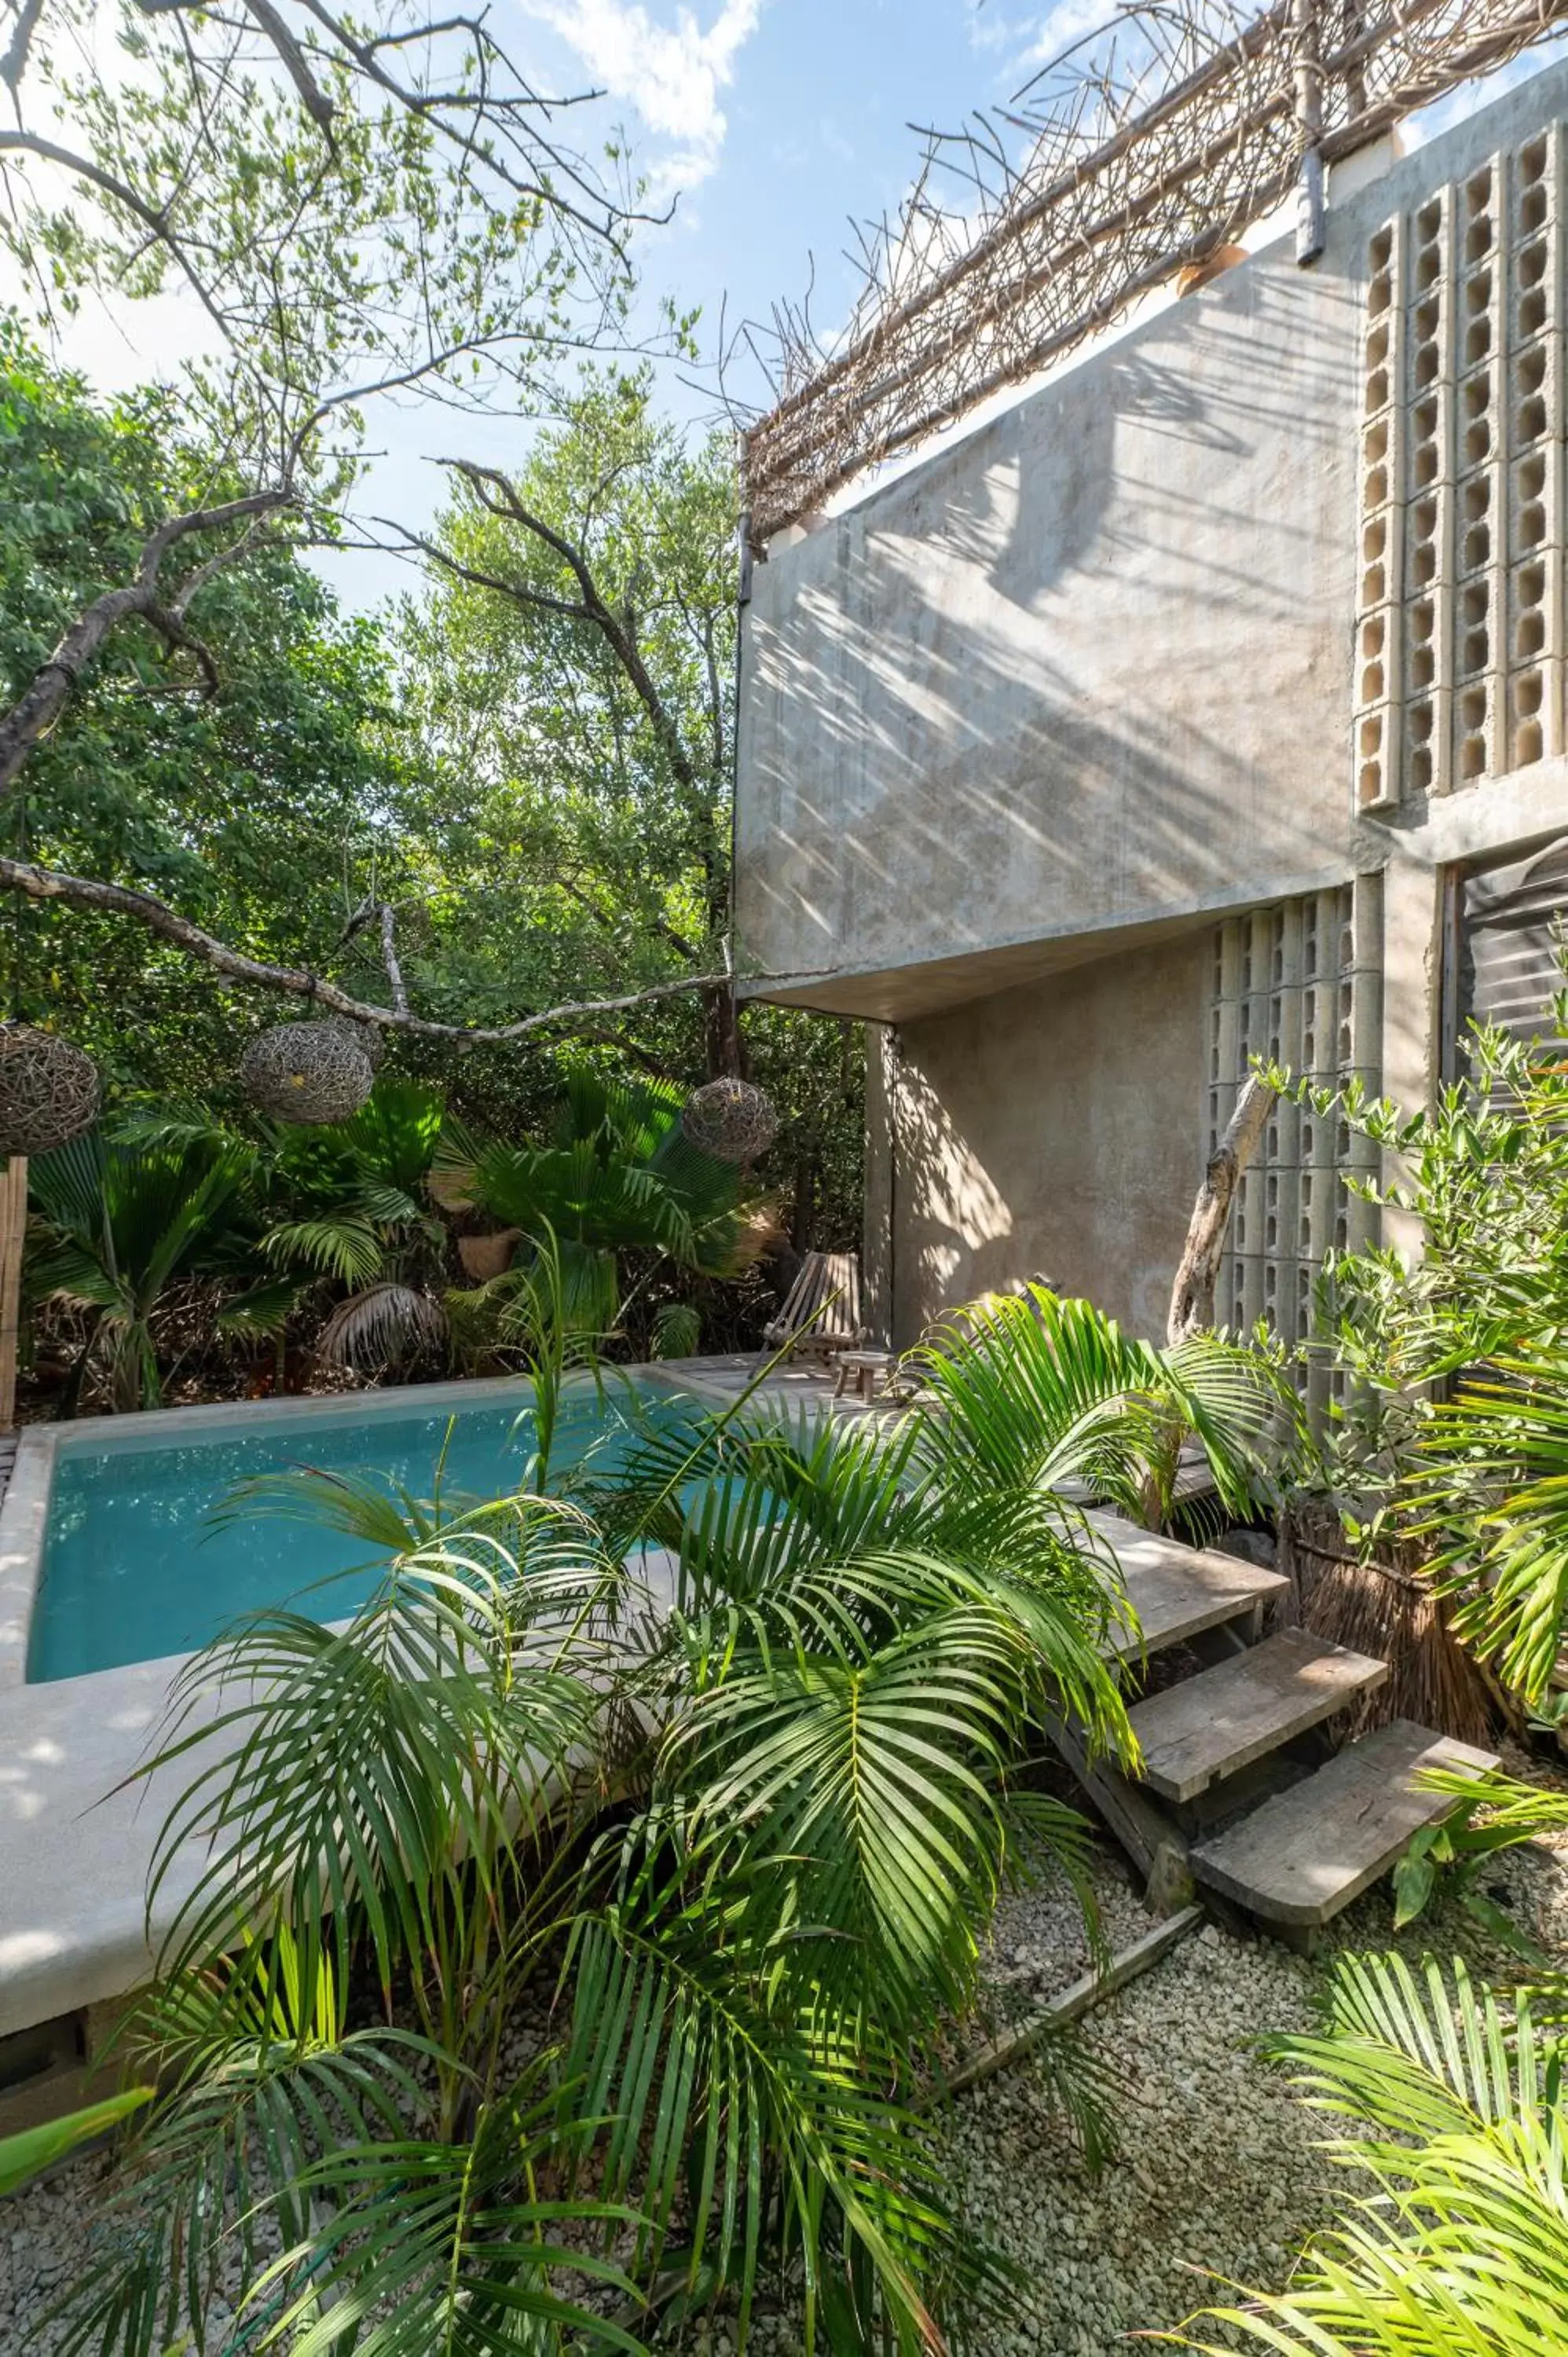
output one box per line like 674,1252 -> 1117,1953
1061,1509 -> 1498,1944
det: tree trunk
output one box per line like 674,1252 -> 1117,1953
1167,1075 -> 1277,1345
703,980 -> 746,1080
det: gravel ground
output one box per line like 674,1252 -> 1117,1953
4,1820 -> 1564,2357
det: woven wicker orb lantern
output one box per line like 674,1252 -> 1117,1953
0,1022 -> 101,1157
329,1014 -> 385,1072
680,1077 -> 779,1164
240,1019 -> 374,1124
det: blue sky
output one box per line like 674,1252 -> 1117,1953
540,0 -> 1073,390
318,0 -> 1083,589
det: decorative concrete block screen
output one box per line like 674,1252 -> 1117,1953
1209,882 -> 1383,1406
1356,126 -> 1567,812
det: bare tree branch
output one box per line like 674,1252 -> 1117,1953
0,0 -> 46,101
1167,1074 -> 1277,1345
0,852 -> 816,1046
0,489 -> 292,798
340,896 -> 411,1017
438,460 -> 712,809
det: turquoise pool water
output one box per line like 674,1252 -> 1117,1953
27,1380 -> 687,1683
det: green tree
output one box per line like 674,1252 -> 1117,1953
1275,992 -> 1568,1704
0,323 -> 410,1098
394,367 -> 865,1249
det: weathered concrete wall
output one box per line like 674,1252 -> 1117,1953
736,196 -> 1364,1017
735,56 -> 1568,1025
886,933 -> 1210,1343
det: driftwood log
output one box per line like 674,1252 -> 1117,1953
1167,1075 -> 1277,1345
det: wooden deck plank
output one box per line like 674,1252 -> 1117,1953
1127,1626 -> 1389,1803
1191,1717 -> 1500,1926
1087,1512 -> 1290,1658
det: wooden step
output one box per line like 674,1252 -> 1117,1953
1127,1626 -> 1389,1803
1087,1512 -> 1290,1659
1190,1717 -> 1500,1928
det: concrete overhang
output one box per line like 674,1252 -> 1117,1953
741,863 -> 1357,1023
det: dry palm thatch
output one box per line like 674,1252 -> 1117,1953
741,0 -> 1568,543
315,1283 -> 448,1373
1280,1498 -> 1497,1747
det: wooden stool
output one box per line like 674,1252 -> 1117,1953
833,1348 -> 894,1403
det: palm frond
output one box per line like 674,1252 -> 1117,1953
141,1550 -> 606,1999
316,1281 -> 447,1369
215,1274 -> 311,1338
557,1863 -> 977,2355
651,1299 -> 701,1359
914,1287 -> 1289,1530
0,2090 -> 152,2199
250,2057 -> 644,2357
48,1930 -> 430,2357
1414,1347 -> 1568,1703
1175,1950 -> 1568,2357
262,1215 -> 386,1284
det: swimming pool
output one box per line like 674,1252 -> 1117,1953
20,1376 -> 691,1684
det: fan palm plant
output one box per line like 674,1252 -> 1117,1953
106,1080 -> 454,1384
27,1128 -> 257,1409
60,1299 -> 1143,2356
1174,1945 -> 1568,2356
437,1066 -> 761,1352
259,1078 -> 452,1372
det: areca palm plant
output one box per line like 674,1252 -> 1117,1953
1176,1943 -> 1568,2355
910,1284 -> 1294,1532
58,1307 -> 1152,2356
437,1066 -> 763,1354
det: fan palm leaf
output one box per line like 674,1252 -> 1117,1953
27,1130 -> 256,1406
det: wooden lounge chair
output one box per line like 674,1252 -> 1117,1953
763,1250 -> 866,1361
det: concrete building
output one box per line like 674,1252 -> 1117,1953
735,57 -> 1568,1353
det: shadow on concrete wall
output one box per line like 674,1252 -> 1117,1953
739,252 -> 1360,995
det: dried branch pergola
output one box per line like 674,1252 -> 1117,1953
742,0 -> 1568,544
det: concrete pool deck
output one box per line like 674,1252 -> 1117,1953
0,1355 -> 885,2057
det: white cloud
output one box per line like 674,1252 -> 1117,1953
522,0 -> 765,197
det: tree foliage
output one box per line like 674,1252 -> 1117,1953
0,321 -> 409,1094
1273,990 -> 1568,1704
